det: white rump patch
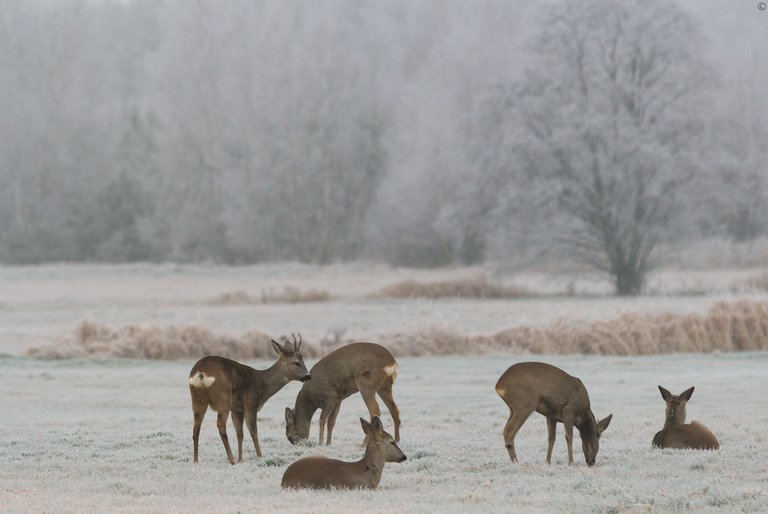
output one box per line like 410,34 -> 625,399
189,372 -> 215,388
384,364 -> 399,381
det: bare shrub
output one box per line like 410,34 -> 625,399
207,287 -> 331,305
373,277 -> 528,299
27,321 -> 321,360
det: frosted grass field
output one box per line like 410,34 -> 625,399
1,264 -> 767,512
1,353 -> 767,513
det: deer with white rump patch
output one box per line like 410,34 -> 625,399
496,362 -> 612,466
285,342 -> 401,445
281,416 -> 406,489
652,386 -> 719,450
188,334 -> 311,464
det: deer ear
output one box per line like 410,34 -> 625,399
597,414 -> 612,434
360,417 -> 373,436
658,386 -> 672,402
371,416 -> 383,433
680,386 -> 694,402
271,339 -> 284,356
285,408 -> 294,425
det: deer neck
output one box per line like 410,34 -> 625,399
576,410 -> 597,436
293,388 -> 318,435
357,444 -> 386,488
664,404 -> 686,428
257,361 -> 290,403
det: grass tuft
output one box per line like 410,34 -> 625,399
373,277 -> 528,299
208,287 -> 331,305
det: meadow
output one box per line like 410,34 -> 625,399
1,263 -> 767,512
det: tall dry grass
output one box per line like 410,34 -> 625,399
371,301 -> 768,356
27,301 -> 768,359
27,321 -> 320,360
208,287 -> 331,305
373,277 -> 528,299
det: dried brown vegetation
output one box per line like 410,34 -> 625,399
373,277 -> 528,299
208,287 -> 331,305
371,301 -> 768,356
27,301 -> 768,359
27,321 -> 320,360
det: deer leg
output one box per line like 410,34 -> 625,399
326,401 -> 342,445
231,410 -> 245,463
245,410 -> 262,458
191,401 -> 207,464
546,417 -> 557,464
563,409 -> 575,465
358,386 -> 382,447
216,409 -> 235,465
502,406 -> 534,463
377,382 -> 401,442
318,405 -> 334,445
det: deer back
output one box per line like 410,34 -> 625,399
288,343 -> 397,434
496,362 -> 592,419
189,356 -> 257,412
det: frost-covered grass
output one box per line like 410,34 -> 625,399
1,353 -> 767,513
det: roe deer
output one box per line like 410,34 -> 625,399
652,386 -> 719,450
495,362 -> 612,466
284,342 -> 400,446
281,416 -> 407,489
188,334 -> 311,464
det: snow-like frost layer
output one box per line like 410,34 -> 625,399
1,353 -> 767,513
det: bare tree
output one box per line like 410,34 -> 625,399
512,0 -> 714,294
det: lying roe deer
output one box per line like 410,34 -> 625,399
188,334 -> 311,464
495,362 -> 612,466
652,386 -> 720,450
281,416 -> 406,489
284,342 -> 400,446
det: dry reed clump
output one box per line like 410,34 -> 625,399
208,287 -> 331,305
485,301 -> 768,355
365,300 -> 768,356
373,277 -> 528,299
27,320 -> 321,360
27,301 -> 768,360
259,287 -> 331,304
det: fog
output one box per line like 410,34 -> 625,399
0,0 -> 765,284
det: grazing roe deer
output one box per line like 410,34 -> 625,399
188,335 -> 311,464
281,416 -> 406,489
496,362 -> 612,466
284,342 -> 401,446
652,386 -> 720,450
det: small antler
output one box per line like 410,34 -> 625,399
291,333 -> 302,351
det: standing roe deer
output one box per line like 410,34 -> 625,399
188,334 -> 311,464
652,386 -> 720,450
496,362 -> 612,466
284,342 -> 401,445
281,416 -> 406,489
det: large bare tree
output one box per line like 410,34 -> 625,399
514,0 -> 713,294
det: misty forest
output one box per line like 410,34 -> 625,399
1,0 -> 766,294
